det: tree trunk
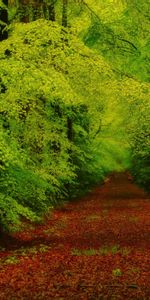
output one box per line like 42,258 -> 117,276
32,1 -> 43,21
62,0 -> 68,27
19,0 -> 30,23
42,3 -> 47,20
48,0 -> 55,21
0,0 -> 8,41
67,117 -> 73,141
19,0 -> 56,22
19,0 -> 44,22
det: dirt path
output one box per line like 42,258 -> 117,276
0,173 -> 150,299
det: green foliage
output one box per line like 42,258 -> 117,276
122,79 -> 150,192
80,0 -> 149,82
71,245 -> 126,256
77,0 -> 150,192
1,255 -> 19,265
112,268 -> 122,277
0,0 -> 149,231
0,19 -> 118,231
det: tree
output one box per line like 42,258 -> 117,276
1,0 -> 148,233
48,0 -> 56,21
62,0 -> 68,27
18,0 -> 57,23
19,0 -> 30,22
0,0 -> 8,41
0,19 -> 111,231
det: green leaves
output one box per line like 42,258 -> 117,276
0,6 -> 148,232
0,19 -> 109,231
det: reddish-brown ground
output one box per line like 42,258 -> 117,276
0,172 -> 150,299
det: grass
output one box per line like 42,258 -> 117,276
0,244 -> 51,266
0,255 -> 19,265
71,245 -> 131,256
112,268 -> 122,277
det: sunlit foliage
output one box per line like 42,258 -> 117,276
0,19 -> 128,231
0,0 -> 149,231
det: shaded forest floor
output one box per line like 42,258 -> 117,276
0,173 -> 150,300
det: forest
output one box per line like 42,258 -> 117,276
0,1 -> 150,299
0,0 -> 149,231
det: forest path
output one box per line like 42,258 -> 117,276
0,173 -> 150,300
